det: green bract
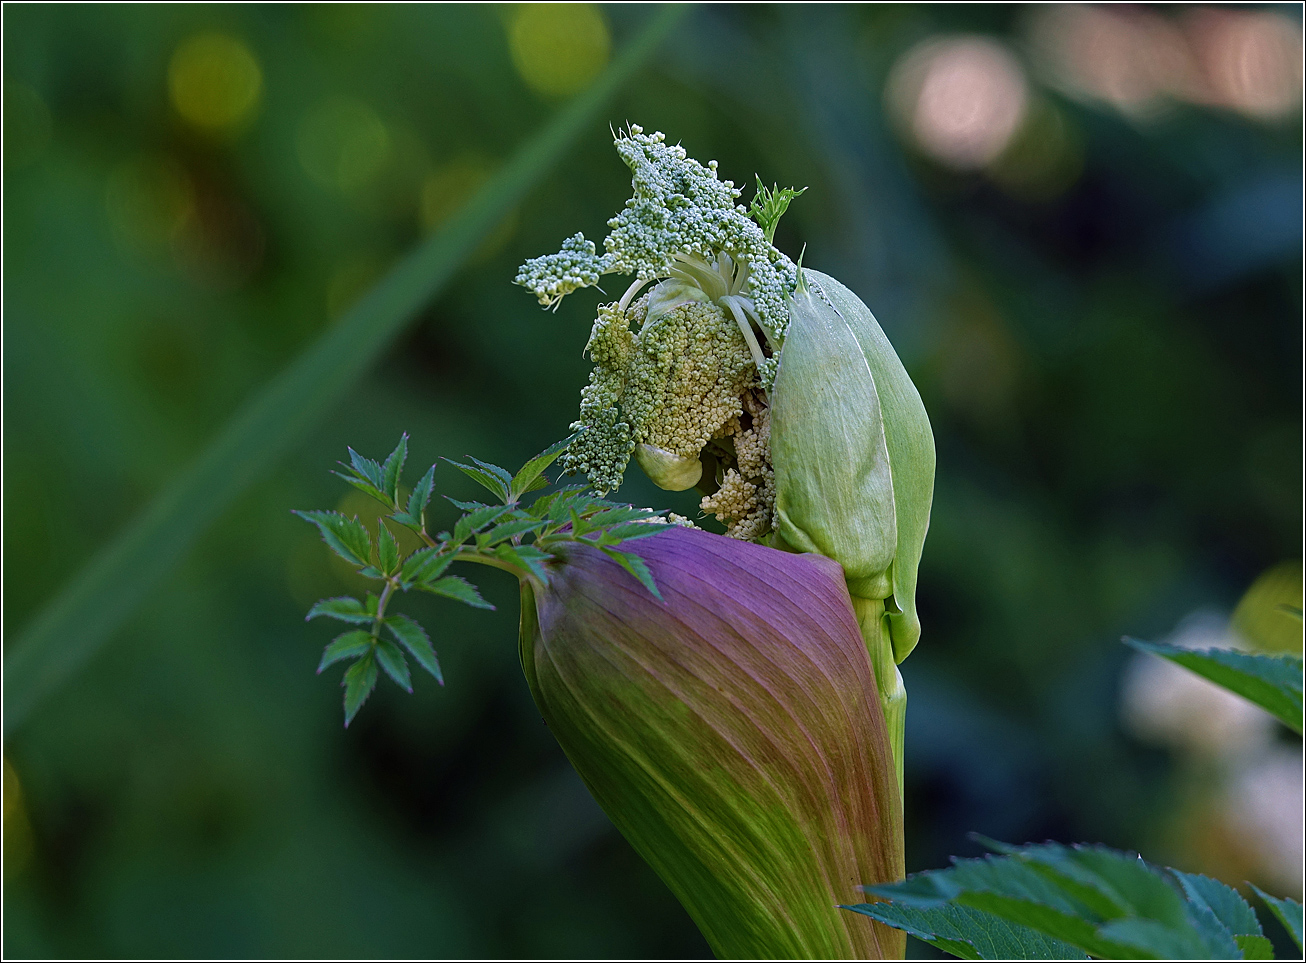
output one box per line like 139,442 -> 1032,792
520,528 -> 906,959
772,270 -> 935,663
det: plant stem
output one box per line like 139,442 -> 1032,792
851,596 -> 906,805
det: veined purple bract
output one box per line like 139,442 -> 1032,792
519,527 -> 906,960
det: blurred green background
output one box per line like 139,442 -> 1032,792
4,3 -> 1301,958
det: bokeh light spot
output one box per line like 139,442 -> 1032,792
3,83 -> 53,169
508,3 -> 611,99
297,97 -> 391,193
168,32 -> 263,134
887,37 -> 1028,170
1187,8 -> 1303,120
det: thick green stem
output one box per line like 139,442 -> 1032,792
851,596 -> 906,804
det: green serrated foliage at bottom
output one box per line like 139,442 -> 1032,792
841,900 -> 1089,960
1252,885 -> 1304,956
861,841 -> 1257,960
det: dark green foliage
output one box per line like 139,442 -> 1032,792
296,435 -> 673,723
843,901 -> 1088,960
1123,638 -> 1303,734
849,839 -> 1292,960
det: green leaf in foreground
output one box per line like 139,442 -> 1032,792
842,900 -> 1089,960
385,614 -> 442,684
317,630 -> 373,673
1123,637 -> 1304,734
294,511 -> 372,567
1251,885 -> 1304,955
374,637 -> 412,693
342,652 -> 378,727
600,547 -> 662,600
306,596 -> 372,624
856,840 -> 1247,960
509,432 -> 579,503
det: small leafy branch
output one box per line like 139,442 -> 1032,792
294,432 -> 673,726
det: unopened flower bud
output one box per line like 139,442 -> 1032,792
519,527 -> 905,959
771,270 -> 935,663
633,442 -> 703,491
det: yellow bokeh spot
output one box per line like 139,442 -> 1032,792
168,32 -> 263,134
509,3 -> 611,99
297,97 -> 391,193
1232,561 -> 1304,655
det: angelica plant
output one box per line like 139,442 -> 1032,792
299,125 -> 930,960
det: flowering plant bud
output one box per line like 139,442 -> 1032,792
520,526 -> 905,959
772,270 -> 935,663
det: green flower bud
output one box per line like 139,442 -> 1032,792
771,270 -> 935,664
633,442 -> 703,491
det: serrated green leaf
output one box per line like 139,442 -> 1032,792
1251,885 -> 1303,954
331,470 -> 390,505
400,547 -> 455,586
509,432 -> 580,502
842,901 -> 1089,960
374,637 -> 412,692
447,458 -> 510,503
317,630 -> 374,673
347,448 -> 386,491
452,504 -> 512,543
863,842 -> 1237,960
294,510 -> 372,567
1124,638 -> 1303,734
593,521 -> 670,544
388,510 -> 423,533
1172,871 -> 1263,938
1235,934 -> 1274,959
494,543 -> 553,583
446,497 -> 489,512
528,485 -> 586,519
377,522 -> 399,575
407,464 -> 436,519
600,547 -> 662,600
342,652 -> 378,727
478,517 -> 547,547
386,614 -> 442,684
381,433 -> 408,503
356,565 -> 385,579
421,575 -> 494,610
364,593 -> 380,616
306,596 -> 371,624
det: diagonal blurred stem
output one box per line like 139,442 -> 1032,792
2,4 -> 689,738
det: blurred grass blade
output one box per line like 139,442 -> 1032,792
1123,637 -> 1304,734
2,4 -> 689,737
